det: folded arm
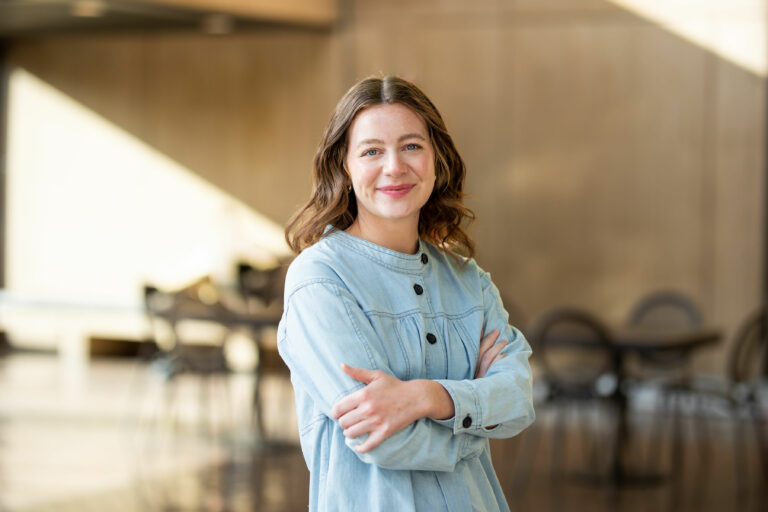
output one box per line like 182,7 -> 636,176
433,270 -> 536,439
278,277 -> 485,471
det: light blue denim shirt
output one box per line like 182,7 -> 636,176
277,228 -> 535,512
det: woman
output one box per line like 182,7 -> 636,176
277,76 -> 534,511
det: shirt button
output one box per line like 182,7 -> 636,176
462,415 -> 472,429
421,253 -> 428,264
413,284 -> 423,295
426,333 -> 437,344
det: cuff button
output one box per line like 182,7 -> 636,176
462,415 -> 472,428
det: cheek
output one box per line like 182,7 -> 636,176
422,159 -> 437,182
350,166 -> 378,188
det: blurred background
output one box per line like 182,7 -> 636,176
0,0 -> 765,511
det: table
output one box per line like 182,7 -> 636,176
144,286 -> 283,443
607,326 -> 722,485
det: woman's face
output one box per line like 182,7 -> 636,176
344,103 -> 436,230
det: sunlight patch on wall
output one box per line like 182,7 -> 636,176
609,0 -> 766,77
5,67 -> 291,311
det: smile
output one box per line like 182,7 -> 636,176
377,184 -> 415,198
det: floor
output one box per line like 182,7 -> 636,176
0,353 -> 765,512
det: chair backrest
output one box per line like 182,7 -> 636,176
530,307 -> 617,395
143,279 -> 232,349
143,281 -> 232,374
727,306 -> 768,385
626,290 -> 704,330
237,262 -> 287,309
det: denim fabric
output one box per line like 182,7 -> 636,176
277,228 -> 535,512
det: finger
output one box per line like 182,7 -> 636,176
344,418 -> 377,439
475,331 -> 495,378
479,340 -> 508,374
483,339 -> 508,365
337,407 -> 366,429
341,363 -> 377,385
480,329 -> 500,347
331,388 -> 363,419
477,340 -> 508,378
355,431 -> 387,453
478,329 -> 500,353
476,329 -> 499,361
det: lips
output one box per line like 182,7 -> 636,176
377,184 -> 415,198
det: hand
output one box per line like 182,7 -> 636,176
331,364 -> 427,453
475,329 -> 508,379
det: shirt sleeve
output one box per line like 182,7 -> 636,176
278,277 -> 486,472
433,268 -> 535,439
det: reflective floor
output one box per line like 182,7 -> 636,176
0,353 -> 765,511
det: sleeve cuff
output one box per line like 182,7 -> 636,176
434,379 -> 483,434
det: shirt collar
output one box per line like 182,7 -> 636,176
323,226 -> 429,274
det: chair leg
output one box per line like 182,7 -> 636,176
551,401 -> 568,479
509,416 -> 543,499
584,401 -> 600,471
749,398 -> 768,471
732,401 -> 750,508
748,397 -> 768,506
690,394 -> 710,510
645,387 -> 667,475
252,371 -> 265,440
670,392 -> 685,480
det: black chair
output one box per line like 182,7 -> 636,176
624,290 -> 708,478
627,290 -> 704,330
142,278 -> 237,438
626,289 -> 704,370
235,261 -> 290,439
236,262 -> 287,311
676,306 -> 768,500
528,307 -> 619,479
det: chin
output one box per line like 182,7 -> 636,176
378,206 -> 419,219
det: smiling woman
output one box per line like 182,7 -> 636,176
285,76 -> 474,257
279,76 -> 535,512
343,103 -> 436,253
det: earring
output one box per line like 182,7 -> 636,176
346,185 -> 352,192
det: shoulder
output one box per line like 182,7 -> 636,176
424,242 -> 487,283
284,235 -> 347,296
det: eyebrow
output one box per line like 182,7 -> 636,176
357,133 -> 427,148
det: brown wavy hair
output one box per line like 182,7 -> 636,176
285,76 -> 475,258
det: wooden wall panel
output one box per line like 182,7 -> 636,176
8,30 -> 340,224
708,57 -> 766,367
349,22 -> 501,194
495,22 -> 710,321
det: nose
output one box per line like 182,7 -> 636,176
383,151 -> 407,176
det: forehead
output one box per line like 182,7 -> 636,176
347,103 -> 428,143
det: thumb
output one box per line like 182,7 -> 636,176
341,363 -> 377,384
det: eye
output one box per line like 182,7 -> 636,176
361,148 -> 379,157
405,143 -> 422,151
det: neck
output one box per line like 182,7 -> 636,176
345,216 -> 420,254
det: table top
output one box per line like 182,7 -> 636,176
612,326 -> 722,354
538,324 -> 722,357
